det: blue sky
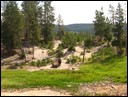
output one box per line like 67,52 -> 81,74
10,1 -> 128,25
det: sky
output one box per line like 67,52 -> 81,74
17,1 -> 127,25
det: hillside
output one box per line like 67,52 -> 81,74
65,23 -> 94,33
54,23 -> 94,33
54,23 -> 127,34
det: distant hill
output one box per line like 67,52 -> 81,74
65,23 -> 94,33
54,23 -> 127,34
54,23 -> 94,34
54,25 -> 71,32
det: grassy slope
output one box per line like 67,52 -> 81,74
1,56 -> 127,90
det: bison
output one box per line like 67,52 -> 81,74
51,58 -> 61,68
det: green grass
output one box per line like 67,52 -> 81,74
1,56 -> 127,90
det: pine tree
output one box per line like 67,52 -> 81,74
108,4 -> 115,28
21,1 -> 31,48
108,4 -> 116,43
22,1 -> 41,59
104,17 -> 113,47
2,1 -> 23,50
112,3 -> 125,55
1,1 -> 8,11
82,34 -> 92,63
93,7 -> 106,43
29,1 -> 41,59
41,1 -> 55,44
57,14 -> 64,40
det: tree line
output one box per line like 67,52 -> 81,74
1,1 -> 60,60
93,3 -> 127,55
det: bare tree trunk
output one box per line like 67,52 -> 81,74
24,48 -> 27,62
107,41 -> 109,47
82,47 -> 86,64
25,52 -> 27,62
20,47 -> 27,62
32,45 -> 34,59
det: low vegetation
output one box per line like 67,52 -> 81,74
1,56 -> 127,90
91,47 -> 116,62
29,59 -> 53,67
66,55 -> 81,64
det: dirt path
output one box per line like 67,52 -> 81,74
1,87 -> 71,96
78,81 -> 127,96
1,82 -> 127,96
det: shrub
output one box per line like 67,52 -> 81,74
62,32 -> 77,48
40,59 -> 47,66
91,47 -> 115,61
66,55 -> 81,64
93,36 -> 104,46
68,46 -> 75,52
86,49 -> 91,53
40,41 -> 54,50
48,49 -> 56,56
29,59 -> 52,67
117,49 -> 124,56
48,41 -> 54,50
57,43 -> 63,50
30,61 -> 36,67
37,60 -> 41,67
56,49 -> 64,57
80,51 -> 84,55
41,59 -> 52,66
84,37 -> 93,49
20,52 -> 25,59
112,39 -> 126,55
28,50 -> 33,54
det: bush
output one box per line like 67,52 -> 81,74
112,39 -> 119,47
48,49 -> 56,56
30,61 -> 36,67
56,49 -> 64,57
20,53 -> 25,59
57,43 -> 63,50
86,49 -> 91,53
29,59 -> 53,67
48,41 -> 54,50
91,47 -> 115,62
40,59 -> 52,67
62,32 -> 77,48
80,51 -> 84,55
66,55 -> 81,64
93,36 -> 104,46
40,41 -> 54,50
112,39 -> 126,55
84,37 -> 93,49
37,60 -> 42,67
28,50 -> 33,54
68,46 -> 75,52
117,49 -> 124,56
